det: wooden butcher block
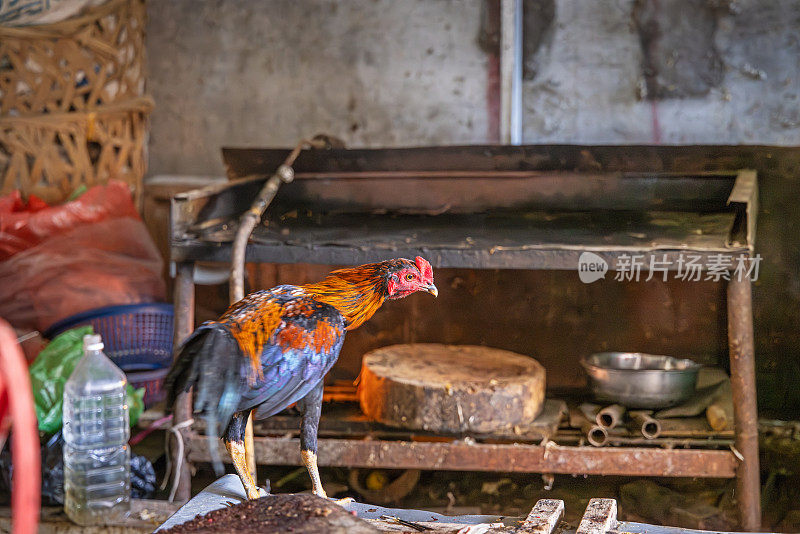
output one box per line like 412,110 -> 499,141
358,344 -> 545,434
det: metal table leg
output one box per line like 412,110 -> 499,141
173,262 -> 196,502
727,274 -> 761,531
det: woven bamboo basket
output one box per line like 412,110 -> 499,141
0,96 -> 153,206
0,0 -> 146,117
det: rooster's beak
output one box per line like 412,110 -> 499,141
424,284 -> 438,297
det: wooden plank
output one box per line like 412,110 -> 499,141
577,499 -> 617,534
519,499 -> 565,534
187,435 -> 738,478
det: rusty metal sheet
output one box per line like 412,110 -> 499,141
174,148 -> 756,269
202,209 -> 741,253
172,191 -> 750,270
187,435 -> 738,478
171,170 -> 741,238
270,171 -> 735,213
218,144 -> 755,176
171,241 -> 749,270
171,241 -> 755,270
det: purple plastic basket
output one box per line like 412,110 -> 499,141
44,303 -> 174,371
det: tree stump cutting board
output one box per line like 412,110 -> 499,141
358,344 -> 545,434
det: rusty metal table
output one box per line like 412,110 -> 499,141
169,145 -> 761,530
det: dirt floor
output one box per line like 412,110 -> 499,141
159,493 -> 378,534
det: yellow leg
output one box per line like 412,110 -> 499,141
225,439 -> 260,500
301,449 -> 353,505
245,410 -> 256,484
301,450 -> 327,498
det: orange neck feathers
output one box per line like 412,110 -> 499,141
302,266 -> 388,330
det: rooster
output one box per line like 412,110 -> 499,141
165,257 -> 437,501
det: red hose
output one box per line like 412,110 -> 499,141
0,319 -> 40,534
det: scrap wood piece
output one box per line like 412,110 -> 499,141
577,499 -> 617,534
518,499 -> 565,534
324,381 -> 359,403
706,401 -> 732,431
705,379 -> 733,431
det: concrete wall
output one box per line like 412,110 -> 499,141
522,0 -> 800,145
146,0 -> 493,176
146,0 -> 800,177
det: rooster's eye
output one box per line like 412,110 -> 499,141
405,273 -> 414,281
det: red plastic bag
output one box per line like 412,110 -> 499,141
0,217 -> 166,332
0,181 -> 139,260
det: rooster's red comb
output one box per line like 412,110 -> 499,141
415,256 -> 434,282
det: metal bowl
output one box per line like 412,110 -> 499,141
580,352 -> 701,409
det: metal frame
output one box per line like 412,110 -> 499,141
169,146 -> 761,530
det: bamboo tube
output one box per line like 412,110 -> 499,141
630,411 -> 662,439
596,404 -> 626,429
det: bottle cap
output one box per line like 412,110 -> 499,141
83,334 -> 104,351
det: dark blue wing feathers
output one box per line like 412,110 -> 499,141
247,335 -> 345,419
232,287 -> 346,418
166,285 -> 347,437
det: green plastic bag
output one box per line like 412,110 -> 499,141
29,326 -> 144,434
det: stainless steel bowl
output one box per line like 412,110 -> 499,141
580,352 -> 701,409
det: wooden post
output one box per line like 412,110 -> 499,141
172,262 -> 195,502
727,273 -> 761,531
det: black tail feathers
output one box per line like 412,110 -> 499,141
164,322 -> 243,475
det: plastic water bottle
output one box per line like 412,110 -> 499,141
63,334 -> 130,525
